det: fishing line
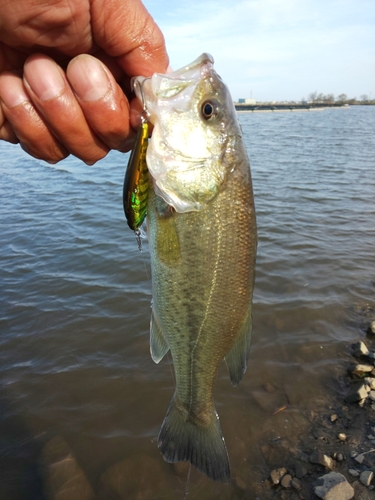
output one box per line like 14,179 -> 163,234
184,463 -> 192,499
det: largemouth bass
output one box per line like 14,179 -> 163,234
133,54 -> 257,482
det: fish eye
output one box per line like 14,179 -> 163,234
201,100 -> 218,120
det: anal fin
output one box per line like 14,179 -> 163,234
225,311 -> 252,387
150,310 -> 169,363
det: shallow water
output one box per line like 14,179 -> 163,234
0,106 -> 374,499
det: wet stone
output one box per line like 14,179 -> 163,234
291,477 -> 301,490
314,472 -> 354,500
270,467 -> 287,485
349,365 -> 374,378
360,470 -> 374,487
364,378 -> 375,390
352,341 -> 371,357
295,462 -> 307,479
309,451 -> 336,469
345,382 -> 370,403
355,453 -> 365,464
349,468 -> 360,477
280,474 -> 292,488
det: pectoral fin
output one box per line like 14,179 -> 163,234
150,311 -> 169,363
225,311 -> 252,387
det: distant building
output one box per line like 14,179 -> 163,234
238,98 -> 256,104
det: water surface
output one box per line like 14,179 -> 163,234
0,106 -> 374,499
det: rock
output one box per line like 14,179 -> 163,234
350,451 -> 358,458
360,470 -> 374,487
330,414 -> 338,422
367,434 -> 375,440
355,453 -> 365,464
364,378 -> 375,390
352,341 -> 370,357
345,382 -> 370,403
369,391 -> 375,401
336,453 -> 344,462
338,433 -> 347,441
295,462 -> 307,479
310,451 -> 336,469
349,469 -> 360,477
314,472 -> 354,499
291,477 -> 301,490
349,365 -> 374,378
280,474 -> 292,488
98,454 -> 174,500
39,436 -> 95,500
370,321 -> 375,335
270,467 -> 287,485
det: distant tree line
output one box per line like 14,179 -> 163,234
302,92 -> 375,105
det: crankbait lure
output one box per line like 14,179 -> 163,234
123,79 -> 150,249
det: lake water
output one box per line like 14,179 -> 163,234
0,105 -> 374,499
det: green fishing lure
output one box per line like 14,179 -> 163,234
123,121 -> 149,232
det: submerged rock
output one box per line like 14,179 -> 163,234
280,474 -> 292,488
291,477 -> 301,490
314,472 -> 354,500
270,467 -> 287,485
39,436 -> 95,500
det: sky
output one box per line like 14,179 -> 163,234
143,0 -> 375,102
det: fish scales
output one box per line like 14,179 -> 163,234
133,53 -> 257,482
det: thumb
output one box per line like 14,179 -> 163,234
90,0 -> 169,77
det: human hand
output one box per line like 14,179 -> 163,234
0,0 -> 169,164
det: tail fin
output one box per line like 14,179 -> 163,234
157,395 -> 230,483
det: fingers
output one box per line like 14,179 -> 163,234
0,54 -> 135,163
0,71 -> 68,161
66,54 -> 134,152
23,54 -> 109,163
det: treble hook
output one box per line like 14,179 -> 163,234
131,77 -> 151,124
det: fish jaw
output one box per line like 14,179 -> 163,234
133,54 -> 239,213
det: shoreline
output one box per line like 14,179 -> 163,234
235,103 -> 350,113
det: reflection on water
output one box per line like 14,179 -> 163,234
0,106 -> 375,498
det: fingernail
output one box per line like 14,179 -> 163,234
0,73 -> 29,108
24,56 -> 66,101
67,55 -> 111,102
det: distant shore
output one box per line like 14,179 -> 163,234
234,102 -> 350,112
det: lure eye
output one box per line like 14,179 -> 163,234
201,100 -> 218,120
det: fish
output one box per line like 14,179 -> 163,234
133,53 -> 257,483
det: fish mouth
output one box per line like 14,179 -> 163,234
133,54 -> 215,110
